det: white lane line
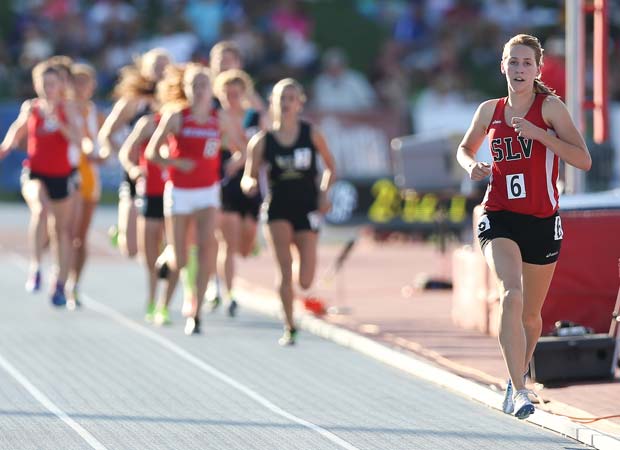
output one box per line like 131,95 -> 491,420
0,353 -> 109,450
82,294 -> 361,450
2,254 -> 109,450
5,250 -> 360,450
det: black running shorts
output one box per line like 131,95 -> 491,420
477,210 -> 563,265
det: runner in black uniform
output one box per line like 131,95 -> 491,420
205,40 -> 265,310
213,69 -> 264,317
242,78 -> 336,345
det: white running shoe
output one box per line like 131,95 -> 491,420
502,379 -> 514,414
513,389 -> 535,419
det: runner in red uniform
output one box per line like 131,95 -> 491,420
119,112 -> 168,323
0,61 -> 82,306
457,34 -> 591,419
145,63 -> 243,335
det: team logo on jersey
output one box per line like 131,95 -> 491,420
491,137 -> 533,162
42,117 -> 59,132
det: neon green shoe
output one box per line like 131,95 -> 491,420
108,225 -> 119,248
145,303 -> 156,323
154,306 -> 171,326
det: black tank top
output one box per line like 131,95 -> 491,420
264,120 -> 318,210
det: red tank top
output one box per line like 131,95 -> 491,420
138,114 -> 167,196
168,107 -> 221,189
483,94 -> 559,218
26,100 -> 71,176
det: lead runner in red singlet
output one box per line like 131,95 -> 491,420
457,34 -> 591,420
0,61 -> 83,306
145,63 -> 244,335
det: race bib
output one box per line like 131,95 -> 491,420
506,173 -> 526,199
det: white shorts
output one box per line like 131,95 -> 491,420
164,182 -> 221,216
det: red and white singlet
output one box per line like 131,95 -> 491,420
483,93 -> 559,218
167,107 -> 221,189
26,100 -> 71,176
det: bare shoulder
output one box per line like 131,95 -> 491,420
20,99 -> 33,114
478,98 -> 499,117
541,95 -> 568,125
472,98 -> 500,131
542,94 -> 566,112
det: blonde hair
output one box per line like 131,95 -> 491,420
209,40 -> 241,75
502,34 -> 558,97
271,78 -> 307,105
32,60 -> 59,87
71,62 -> 96,80
138,48 -> 171,79
46,55 -> 74,74
112,64 -> 154,99
213,69 -> 254,104
157,63 -> 211,111
210,41 -> 241,62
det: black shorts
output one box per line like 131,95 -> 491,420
477,210 -> 563,265
137,195 -> 164,219
21,168 -> 73,200
221,174 -> 262,220
119,170 -> 137,200
267,202 -> 321,232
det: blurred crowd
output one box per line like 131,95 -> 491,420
1,0 -> 620,132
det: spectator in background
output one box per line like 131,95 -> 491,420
87,0 -> 138,42
268,0 -> 317,72
482,0 -> 526,33
147,16 -> 198,63
540,35 -> 565,101
312,47 -> 376,112
392,0 -> 429,50
183,0 -> 225,46
19,23 -> 53,69
370,40 -> 410,118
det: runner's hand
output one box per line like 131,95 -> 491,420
468,162 -> 491,181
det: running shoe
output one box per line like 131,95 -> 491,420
278,328 -> 297,346
50,284 -> 67,307
502,379 -> 514,414
154,306 -> 171,326
144,303 -> 156,323
108,225 -> 119,248
208,295 -> 221,312
184,316 -> 201,335
25,270 -> 41,293
227,299 -> 238,317
513,389 -> 535,419
66,291 -> 82,311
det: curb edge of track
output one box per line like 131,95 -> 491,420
235,279 -> 620,450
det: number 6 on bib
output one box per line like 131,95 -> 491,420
507,173 -> 526,199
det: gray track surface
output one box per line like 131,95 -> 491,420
0,206 -> 592,450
